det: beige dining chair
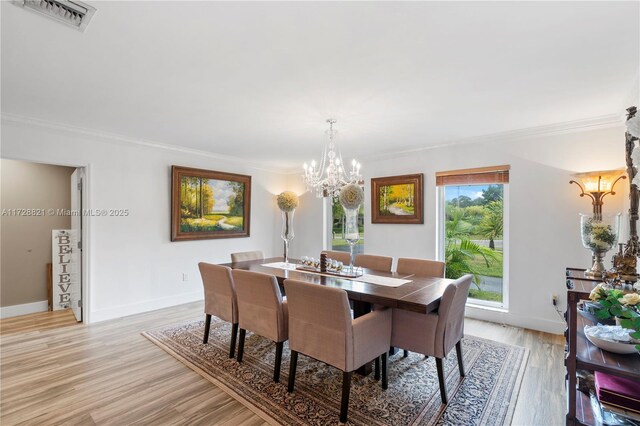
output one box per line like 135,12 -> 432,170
390,274 -> 473,404
232,269 -> 288,382
230,250 -> 265,263
396,257 -> 446,277
284,278 -> 392,423
355,254 -> 393,272
321,250 -> 351,265
198,262 -> 239,358
395,257 -> 446,357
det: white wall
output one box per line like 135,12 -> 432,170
289,124 -> 629,334
2,115 -> 630,333
1,118 -> 287,322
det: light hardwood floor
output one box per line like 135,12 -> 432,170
0,303 -> 565,425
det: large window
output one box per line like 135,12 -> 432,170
327,199 -> 365,255
436,166 -> 509,308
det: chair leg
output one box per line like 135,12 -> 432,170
403,349 -> 409,358
374,357 -> 380,380
435,357 -> 448,404
274,341 -> 284,383
381,352 -> 388,390
340,371 -> 352,423
237,328 -> 246,362
287,350 -> 298,392
229,323 -> 239,358
456,340 -> 465,377
203,314 -> 212,344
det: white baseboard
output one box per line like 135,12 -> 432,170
0,300 -> 49,319
89,291 -> 203,323
465,305 -> 565,335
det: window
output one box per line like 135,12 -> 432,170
436,166 -> 509,308
326,198 -> 365,255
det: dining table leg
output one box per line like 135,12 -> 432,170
352,300 -> 373,376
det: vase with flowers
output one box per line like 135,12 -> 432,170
580,213 -> 620,278
338,183 -> 364,273
589,283 -> 640,350
277,191 -> 299,266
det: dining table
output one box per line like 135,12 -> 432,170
223,256 -> 453,313
221,256 -> 454,375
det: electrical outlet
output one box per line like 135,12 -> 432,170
182,273 -> 189,282
551,294 -> 558,306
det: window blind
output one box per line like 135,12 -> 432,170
435,165 -> 510,186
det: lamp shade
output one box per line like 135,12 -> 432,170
572,170 -> 625,193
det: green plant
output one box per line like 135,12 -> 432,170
445,238 -> 498,291
476,201 -> 503,250
444,207 -> 498,291
590,284 -> 640,350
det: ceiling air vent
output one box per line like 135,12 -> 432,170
14,0 -> 96,32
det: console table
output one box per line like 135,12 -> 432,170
565,268 -> 640,425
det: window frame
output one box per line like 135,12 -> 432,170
436,183 -> 510,311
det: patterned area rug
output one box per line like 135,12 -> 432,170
142,319 -> 528,426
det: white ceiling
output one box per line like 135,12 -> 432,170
2,1 -> 638,169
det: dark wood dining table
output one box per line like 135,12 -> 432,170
222,256 -> 454,375
222,257 -> 454,315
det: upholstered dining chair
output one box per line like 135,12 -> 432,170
390,274 -> 473,404
284,278 -> 392,423
198,262 -> 239,358
232,269 -> 288,382
396,257 -> 446,278
321,250 -> 351,265
355,254 -> 393,272
395,257 -> 446,357
230,250 -> 264,263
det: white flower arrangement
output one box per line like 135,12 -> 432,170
632,142 -> 640,187
582,219 -> 617,251
277,191 -> 299,212
627,115 -> 640,139
339,184 -> 364,210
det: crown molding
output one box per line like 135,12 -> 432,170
0,112 -> 288,174
362,113 -> 624,162
3,111 -> 626,175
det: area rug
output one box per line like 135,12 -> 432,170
142,319 -> 528,426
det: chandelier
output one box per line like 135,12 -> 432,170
302,119 -> 362,198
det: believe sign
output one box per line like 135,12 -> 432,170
51,230 -> 78,311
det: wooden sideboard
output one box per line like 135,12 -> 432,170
565,268 -> 640,425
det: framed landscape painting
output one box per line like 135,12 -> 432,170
371,173 -> 423,224
171,166 -> 251,241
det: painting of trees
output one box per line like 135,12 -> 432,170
379,183 -> 415,215
371,174 -> 423,224
172,166 -> 251,241
181,177 -> 214,218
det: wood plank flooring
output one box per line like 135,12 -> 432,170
0,302 -> 565,425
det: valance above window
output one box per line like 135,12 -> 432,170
435,165 -> 510,186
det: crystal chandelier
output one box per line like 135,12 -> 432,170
302,119 -> 362,198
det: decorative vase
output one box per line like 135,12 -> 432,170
343,207 -> 359,272
580,213 -> 621,278
281,209 -> 295,265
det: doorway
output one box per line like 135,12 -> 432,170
0,160 -> 86,324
